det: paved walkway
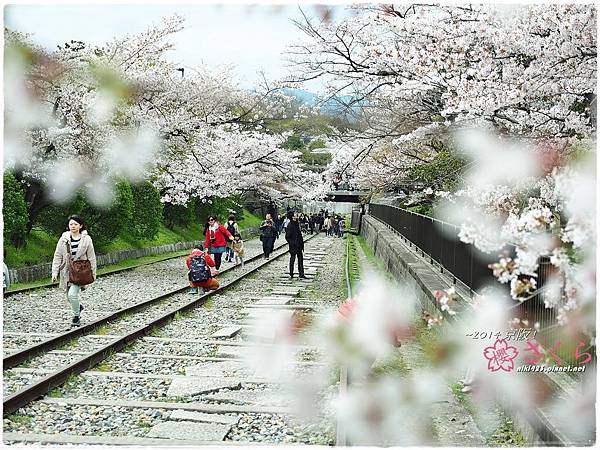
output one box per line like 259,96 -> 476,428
351,235 -> 486,446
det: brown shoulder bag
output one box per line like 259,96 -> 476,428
66,240 -> 94,286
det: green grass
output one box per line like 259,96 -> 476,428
94,361 -> 113,372
237,208 -> 262,229
345,235 -> 361,295
4,208 -> 262,271
59,338 -> 78,351
7,413 -> 32,424
148,326 -> 163,337
47,388 -> 64,398
93,325 -> 111,336
137,419 -> 153,429
451,382 -> 527,446
99,223 -> 201,254
4,228 -> 57,267
371,353 -> 411,376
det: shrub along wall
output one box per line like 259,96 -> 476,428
8,225 -> 260,284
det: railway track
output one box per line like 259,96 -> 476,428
3,233 -> 346,445
2,236 -> 286,364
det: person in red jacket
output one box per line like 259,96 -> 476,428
186,246 -> 219,294
204,215 -> 234,272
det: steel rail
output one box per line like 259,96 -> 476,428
3,238 -> 290,370
336,235 -> 352,447
3,234 -> 316,416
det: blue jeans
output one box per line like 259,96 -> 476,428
67,285 -> 81,317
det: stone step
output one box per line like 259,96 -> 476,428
242,309 -> 295,320
243,327 -> 277,341
271,290 -> 302,296
202,390 -> 284,406
246,304 -> 313,310
185,360 -> 248,377
167,377 -> 242,396
170,410 -> 240,425
147,421 -> 232,441
254,298 -> 292,305
249,295 -> 295,300
210,326 -> 242,338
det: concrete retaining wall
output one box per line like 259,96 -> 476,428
8,226 -> 260,284
360,214 -> 580,446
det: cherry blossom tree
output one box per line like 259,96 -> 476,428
288,4 -> 596,192
5,15 -> 323,225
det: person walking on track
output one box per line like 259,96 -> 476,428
204,215 -> 234,272
186,245 -> 219,294
224,215 -> 239,263
259,213 -> 277,259
51,215 -> 97,327
285,211 -> 307,279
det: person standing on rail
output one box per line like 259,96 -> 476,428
224,215 -> 239,263
51,215 -> 97,327
323,215 -> 331,237
231,233 -> 245,268
204,215 -> 234,272
259,213 -> 277,259
186,245 -> 219,294
285,211 -> 307,279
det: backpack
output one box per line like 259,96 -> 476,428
189,255 -> 211,283
227,222 -> 236,236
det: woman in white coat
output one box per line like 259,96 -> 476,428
51,215 -> 97,327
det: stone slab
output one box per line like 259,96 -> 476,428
243,327 -> 276,341
243,309 -> 295,320
210,326 -> 242,338
255,298 -> 291,305
147,421 -> 231,441
186,360 -> 247,377
170,410 -> 240,425
246,304 -> 313,310
167,377 -> 241,396
271,290 -> 301,296
249,296 -> 295,301
217,345 -> 249,358
203,390 -> 283,406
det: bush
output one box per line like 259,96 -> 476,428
163,202 -> 193,229
82,180 -> 134,248
406,204 -> 433,217
131,182 -> 162,240
3,171 -> 28,247
34,194 -> 86,237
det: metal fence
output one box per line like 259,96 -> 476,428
369,203 -> 594,368
369,203 -> 509,293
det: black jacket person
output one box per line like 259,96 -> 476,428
285,212 -> 306,278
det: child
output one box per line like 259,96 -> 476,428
231,233 -> 245,268
186,246 -> 220,294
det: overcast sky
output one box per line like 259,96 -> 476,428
5,3 -> 346,91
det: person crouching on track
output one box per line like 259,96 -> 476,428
204,215 -> 234,272
231,233 -> 245,268
285,211 -> 307,279
186,246 -> 219,294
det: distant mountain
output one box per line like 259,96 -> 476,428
282,88 -> 364,118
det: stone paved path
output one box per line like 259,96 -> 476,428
351,235 -> 486,446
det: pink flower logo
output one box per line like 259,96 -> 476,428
483,339 -> 519,372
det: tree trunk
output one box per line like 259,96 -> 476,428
14,175 -> 51,234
